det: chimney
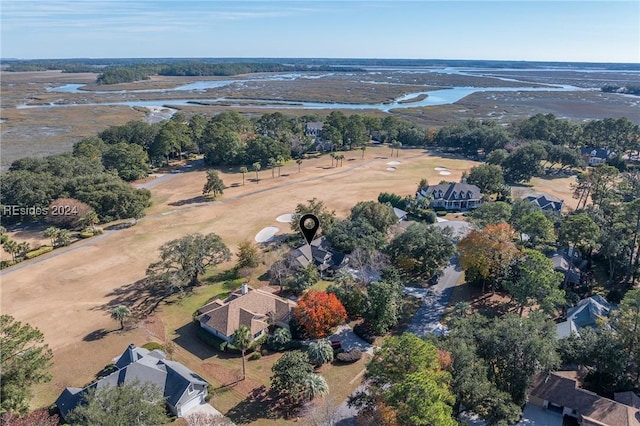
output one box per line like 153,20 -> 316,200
241,283 -> 249,295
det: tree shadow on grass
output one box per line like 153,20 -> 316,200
94,277 -> 177,318
169,195 -> 207,207
83,328 -> 109,341
173,322 -> 220,360
225,386 -> 279,425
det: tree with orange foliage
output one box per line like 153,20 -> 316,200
458,223 -> 519,294
294,291 -> 347,339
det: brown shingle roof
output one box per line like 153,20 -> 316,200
529,372 -> 640,426
197,287 -> 296,338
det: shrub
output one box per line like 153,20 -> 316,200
248,352 -> 262,361
196,327 -> 227,352
25,245 -> 54,259
336,349 -> 363,363
142,342 -> 164,351
95,363 -> 118,380
261,349 -> 269,356
79,231 -> 94,239
436,210 -> 448,217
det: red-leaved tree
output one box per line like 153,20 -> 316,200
294,290 -> 347,339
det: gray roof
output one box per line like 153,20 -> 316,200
290,236 -> 348,272
56,344 -> 208,420
305,121 -> 324,131
418,182 -> 482,201
566,295 -> 613,328
524,193 -> 564,212
581,147 -> 614,159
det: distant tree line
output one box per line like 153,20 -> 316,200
602,85 -> 640,96
96,62 -> 363,84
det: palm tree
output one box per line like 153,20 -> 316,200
239,166 -> 248,186
252,162 -> 261,183
57,229 -> 72,247
276,155 -> 285,177
361,145 -> 366,159
110,305 -> 131,330
268,157 -> 276,178
296,158 -> 303,173
303,373 -> 329,401
330,152 -> 336,168
3,239 -> 19,262
43,227 -> 60,247
17,241 -> 30,257
82,211 -> 99,232
272,327 -> 291,346
307,339 -> 334,366
231,325 -> 253,380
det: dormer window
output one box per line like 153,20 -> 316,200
467,191 -> 473,199
188,384 -> 194,393
452,192 -> 457,199
437,190 -> 443,198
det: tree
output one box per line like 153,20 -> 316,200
350,201 -> 397,234
327,273 -> 367,318
269,259 -> 292,292
442,337 -> 521,424
364,279 -> 403,335
468,201 -> 512,228
348,248 -> 388,285
268,327 -> 291,349
349,333 -> 456,426
102,142 -> 150,181
0,315 -> 53,415
147,233 -> 231,291
558,328 -> 628,394
110,305 -> 131,330
202,170 -> 225,199
3,239 -> 19,262
611,289 -> 640,384
290,198 -> 336,234
559,213 -> 600,253
294,291 -> 347,338
302,373 -> 329,402
502,143 -> 547,183
231,325 -> 252,380
46,198 -> 93,229
236,240 -> 259,269
81,210 -> 100,232
467,164 -> 505,195
307,339 -> 334,366
270,351 -> 315,409
66,381 -> 167,426
252,161 -> 261,183
239,166 -> 248,185
387,222 -> 456,278
361,145 -> 366,159
448,312 -> 559,405
516,210 -> 555,247
502,249 -> 565,316
296,158 -> 303,173
56,229 -> 72,247
290,263 -> 320,294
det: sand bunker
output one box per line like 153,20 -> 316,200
387,161 -> 401,166
276,213 -> 294,223
255,226 -> 279,243
386,167 -> 396,171
439,171 -> 452,175
434,167 -> 448,171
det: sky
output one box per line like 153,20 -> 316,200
1,1 -> 639,63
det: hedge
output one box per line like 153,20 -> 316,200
336,349 -> 363,363
142,342 -> 164,351
353,323 -> 376,344
196,327 -> 227,352
25,245 -> 53,259
248,352 -> 261,361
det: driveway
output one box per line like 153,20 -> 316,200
516,403 -> 563,426
328,324 -> 374,354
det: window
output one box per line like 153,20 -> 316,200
188,384 -> 194,394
